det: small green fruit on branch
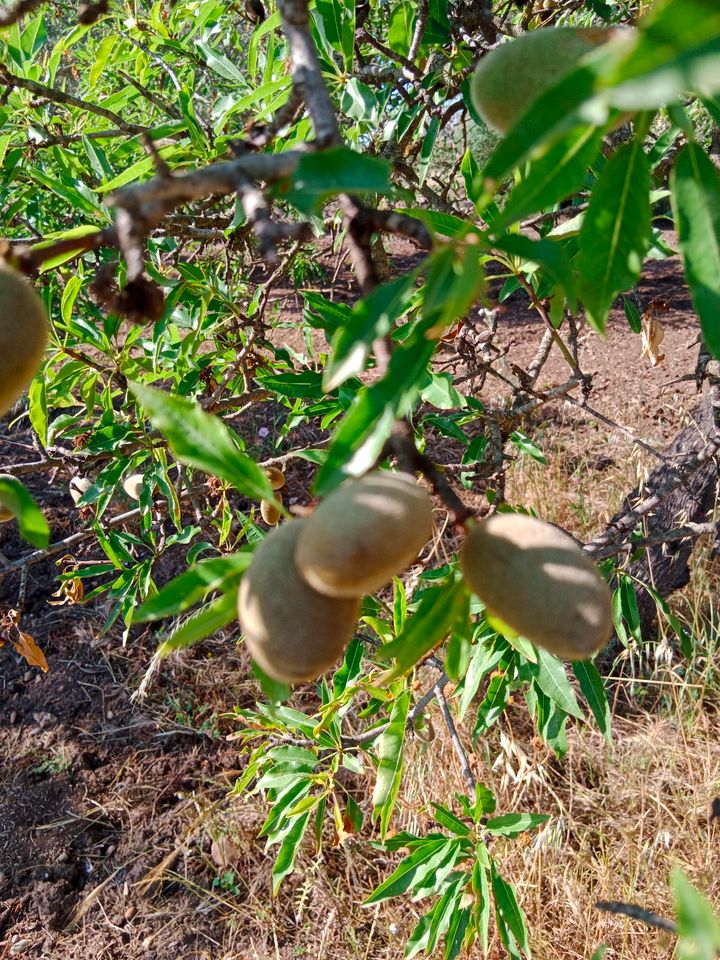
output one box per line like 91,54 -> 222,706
0,261 -> 49,416
470,26 -> 616,134
294,472 -> 434,598
69,477 -> 92,505
238,521 -> 360,683
460,513 -> 613,660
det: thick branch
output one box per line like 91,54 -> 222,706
277,0 -> 341,146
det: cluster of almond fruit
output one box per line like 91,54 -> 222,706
238,470 -> 613,684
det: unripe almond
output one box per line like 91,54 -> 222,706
460,513 -> 612,660
238,521 -> 360,683
69,476 -> 92,505
260,495 -> 282,526
123,473 -> 144,500
0,262 -> 49,415
295,472 -> 434,598
264,466 -> 285,491
470,27 -> 617,134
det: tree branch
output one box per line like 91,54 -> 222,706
0,64 -> 147,135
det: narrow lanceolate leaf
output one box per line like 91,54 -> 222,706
493,126 -> 602,232
372,689 -> 411,839
671,143 -> 720,358
277,147 -> 392,215
271,810 -> 312,894
314,330 -> 435,495
578,138 -> 651,331
130,382 -> 275,501
156,591 -> 238,658
0,475 -> 50,548
324,271 -> 418,391
672,868 -> 720,958
604,0 -> 720,111
572,660 -> 612,743
134,553 -> 252,622
364,838 -> 453,905
491,863 -> 530,957
491,234 -> 577,311
485,813 -> 550,837
531,648 -> 584,720
377,579 -> 468,682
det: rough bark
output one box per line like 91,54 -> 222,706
601,369 -> 720,663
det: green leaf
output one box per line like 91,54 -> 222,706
406,876 -> 466,958
324,272 -> 418,391
578,138 -> 651,331
491,234 -> 577,311
255,370 -> 325,399
134,553 -> 252,622
27,375 -> 48,448
96,146 -> 182,193
429,803 -> 471,838
671,143 -> 720,357
378,579 -> 468,682
422,245 -> 486,336
195,38 -> 246,83
493,126 -> 602,232
491,863 -> 530,957
0,475 -> 50,548
276,148 -> 392,215
509,430 -> 547,464
473,671 -> 511,737
272,810 -> 312,893
444,903 -> 472,960
314,329 -> 436,495
603,0 -> 720,111
372,688 -> 411,839
527,680 -> 569,758
409,841 -> 466,902
364,837 -> 452,905
129,382 -> 275,501
530,648 -> 584,720
303,291 -> 354,334
672,869 -> 720,960
572,660 -> 612,743
461,148 -> 481,206
252,661 -> 292,704
155,591 -> 238,658
485,812 -> 550,837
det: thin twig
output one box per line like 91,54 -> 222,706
0,64 -> 146,135
435,683 -> 476,792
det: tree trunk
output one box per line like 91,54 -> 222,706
600,372 -> 720,664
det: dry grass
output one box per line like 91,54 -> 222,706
177,691 -> 719,959
159,416 -> 720,960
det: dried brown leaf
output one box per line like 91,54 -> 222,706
13,631 -> 49,672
